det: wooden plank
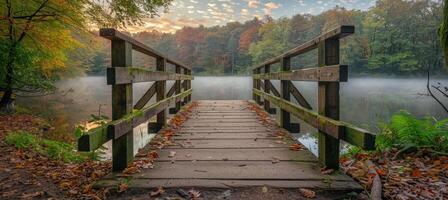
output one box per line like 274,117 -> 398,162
133,83 -> 156,110
253,89 -> 375,149
288,81 -> 312,110
78,125 -> 109,152
164,138 -> 294,149
317,38 -> 340,169
110,39 -> 134,171
173,132 -> 277,139
95,178 -> 362,190
109,89 -> 192,139
264,65 -> 271,112
100,28 -> 190,70
181,122 -> 262,127
107,67 -> 193,85
252,65 -> 348,82
253,25 -> 354,70
106,161 -> 354,181
148,148 -> 317,162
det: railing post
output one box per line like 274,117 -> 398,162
156,57 -> 166,130
318,38 -> 340,169
263,65 -> 271,112
186,69 -> 192,103
280,57 -> 291,128
254,68 -> 262,105
111,39 -> 133,171
175,65 -> 181,112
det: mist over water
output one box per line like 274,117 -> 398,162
17,76 -> 448,156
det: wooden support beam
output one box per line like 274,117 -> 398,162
109,89 -> 193,139
252,65 -> 347,82
318,37 -> 341,169
280,57 -> 291,129
267,81 -> 280,97
288,81 -> 312,110
133,83 -> 156,110
166,84 -> 176,98
253,25 -> 354,70
175,65 -> 182,112
253,89 -> 374,149
254,68 -> 262,105
77,89 -> 193,152
259,80 -> 265,91
107,67 -> 193,85
156,58 -> 167,132
264,65 -> 271,112
110,39 -> 133,171
100,28 -> 190,70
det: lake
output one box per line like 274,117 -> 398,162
17,76 -> 448,157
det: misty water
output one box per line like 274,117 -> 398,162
18,76 -> 448,157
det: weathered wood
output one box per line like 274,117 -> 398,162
288,81 -> 312,110
109,89 -> 192,139
254,68 -> 262,105
100,28 -> 190,70
133,83 -> 156,110
78,125 -> 109,152
166,84 -> 176,98
280,57 -> 291,129
107,67 -> 193,85
267,81 -> 281,97
253,25 -> 354,70
264,65 -> 271,112
77,89 -> 193,152
95,100 -> 362,191
175,65 -> 182,112
156,58 -> 166,132
110,39 -> 134,171
252,65 -> 348,82
318,37 -> 340,169
253,89 -> 375,149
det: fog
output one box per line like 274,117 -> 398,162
17,76 -> 448,156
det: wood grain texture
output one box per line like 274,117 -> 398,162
96,100 -> 361,190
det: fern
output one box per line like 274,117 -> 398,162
377,111 -> 448,152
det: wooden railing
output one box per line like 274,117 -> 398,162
252,25 -> 375,169
78,28 -> 193,171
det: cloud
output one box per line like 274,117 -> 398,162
248,0 -> 260,8
263,2 -> 280,15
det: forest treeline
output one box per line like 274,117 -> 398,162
87,0 -> 445,76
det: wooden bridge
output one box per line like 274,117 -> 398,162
78,25 -> 375,192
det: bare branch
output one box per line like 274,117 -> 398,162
426,65 -> 448,113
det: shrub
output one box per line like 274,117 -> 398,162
376,111 -> 448,152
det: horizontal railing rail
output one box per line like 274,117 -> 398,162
78,28 -> 193,171
252,25 -> 375,170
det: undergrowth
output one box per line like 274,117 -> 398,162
5,131 -> 88,163
376,111 -> 448,153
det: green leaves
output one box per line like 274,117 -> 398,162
377,111 -> 448,152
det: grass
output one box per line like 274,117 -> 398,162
5,131 -> 87,163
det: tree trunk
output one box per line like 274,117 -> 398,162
0,45 -> 16,113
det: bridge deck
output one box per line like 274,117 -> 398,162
96,100 -> 361,190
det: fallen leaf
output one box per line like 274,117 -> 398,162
299,188 -> 316,198
320,168 -> 334,175
271,157 -> 280,164
188,189 -> 201,199
411,168 -> 422,177
168,151 -> 176,158
122,166 -> 140,174
261,186 -> 268,193
118,183 -> 128,193
289,143 -> 304,151
150,186 -> 165,197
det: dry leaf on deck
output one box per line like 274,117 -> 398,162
188,189 -> 201,199
168,151 -> 176,158
299,188 -> 316,198
118,183 -> 128,193
150,187 -> 165,197
289,143 -> 304,151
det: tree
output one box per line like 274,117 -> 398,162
440,0 -> 448,66
0,0 -> 172,112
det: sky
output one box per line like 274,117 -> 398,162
127,0 -> 376,33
